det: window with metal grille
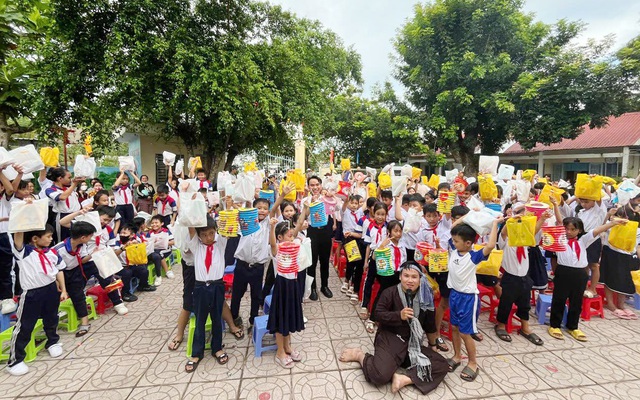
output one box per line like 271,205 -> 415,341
155,154 -> 184,185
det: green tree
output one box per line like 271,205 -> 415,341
618,34 -> 640,109
28,0 -> 361,176
395,0 -> 634,172
0,0 -> 52,147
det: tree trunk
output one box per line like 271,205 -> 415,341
451,132 -> 479,175
0,114 -> 11,148
224,149 -> 238,173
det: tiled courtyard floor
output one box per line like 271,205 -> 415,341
5,263 -> 640,399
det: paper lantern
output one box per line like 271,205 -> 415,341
344,240 -> 362,262
239,208 -> 260,236
428,249 -> 449,273
219,209 -> 239,237
374,247 -> 394,276
309,202 -> 328,228
541,225 -> 568,252
277,241 -> 300,276
415,242 -> 435,267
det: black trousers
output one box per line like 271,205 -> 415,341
120,265 -> 150,294
191,280 -> 224,359
0,233 -> 16,299
148,250 -> 170,276
9,282 -> 59,367
65,262 -> 122,318
371,272 -> 400,321
361,256 -> 377,309
231,260 -> 265,325
307,223 -> 333,289
261,260 -> 275,304
497,272 -> 532,323
550,265 -> 589,330
115,204 -> 135,226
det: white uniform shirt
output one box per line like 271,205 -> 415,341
498,234 -> 529,277
577,203 -> 607,232
46,186 -> 80,213
447,249 -> 486,294
53,239 -> 89,270
366,222 -> 387,251
112,184 -> 134,205
556,231 -> 598,269
342,209 -> 363,234
188,233 -> 228,282
13,245 -> 65,290
234,218 -> 271,265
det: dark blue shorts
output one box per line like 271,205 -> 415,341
449,289 -> 480,335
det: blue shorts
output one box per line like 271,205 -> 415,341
449,289 -> 480,335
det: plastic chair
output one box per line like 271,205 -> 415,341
0,312 -> 16,332
252,315 -> 277,357
337,255 -> 347,278
504,304 -> 521,334
441,309 -> 453,340
263,295 -> 272,315
535,293 -> 567,326
130,277 -> 140,294
58,297 -> 99,332
86,285 -> 113,315
0,319 -> 45,362
223,274 -> 234,300
147,264 -> 156,286
629,293 -> 640,310
185,314 -> 227,357
581,295 -> 605,321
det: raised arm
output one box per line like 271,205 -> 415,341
270,182 -> 294,218
483,217 -> 504,256
0,168 -> 13,196
112,170 -> 126,189
130,171 -> 142,187
593,218 -> 627,237
59,177 -> 82,200
394,196 -> 404,221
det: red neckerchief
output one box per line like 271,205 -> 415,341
516,247 -> 526,263
351,211 -> 358,224
120,185 -> 129,203
568,238 -> 581,260
66,239 -> 86,279
371,221 -> 385,243
392,243 -> 401,270
204,243 -> 214,272
199,180 -> 209,189
427,225 -> 438,237
34,248 -> 53,274
158,197 -> 170,214
53,186 -> 70,208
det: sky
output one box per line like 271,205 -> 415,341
269,0 -> 640,96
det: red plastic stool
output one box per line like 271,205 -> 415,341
581,295 -> 605,321
331,240 -> 339,265
531,290 -> 538,306
337,255 -> 347,278
223,274 -> 234,300
479,284 -> 500,322
369,281 -> 380,312
86,285 -> 113,315
595,284 -> 606,304
504,304 -> 522,334
441,309 -> 453,340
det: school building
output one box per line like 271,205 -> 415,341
499,111 -> 640,182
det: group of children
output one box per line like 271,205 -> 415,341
2,156 -> 639,388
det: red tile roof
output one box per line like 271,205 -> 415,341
503,112 -> 640,154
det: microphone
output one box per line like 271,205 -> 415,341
405,289 -> 413,309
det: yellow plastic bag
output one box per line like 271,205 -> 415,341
506,216 -> 537,247
609,220 -> 639,253
632,270 -> 640,295
428,249 -> 449,273
367,182 -> 377,198
602,176 -> 617,186
412,167 -> 422,181
522,169 -> 537,182
279,179 -> 297,201
476,250 -> 503,277
340,158 -> 351,171
427,274 -> 439,297
344,240 -> 362,262
188,156 -> 203,170
84,135 -> 93,156
478,174 -> 498,201
126,243 -> 148,265
378,172 -> 392,190
575,174 -> 603,201
244,161 -> 257,172
427,174 -> 440,190
39,147 -> 60,167
287,169 -> 306,192
537,178 -> 548,184
538,185 -> 565,207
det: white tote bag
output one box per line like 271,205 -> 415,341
497,164 -> 515,180
153,232 -> 169,250
172,220 -> 190,250
464,210 -> 496,236
74,211 -> 102,235
298,237 -> 312,271
479,156 -> 499,176
73,155 -> 96,178
233,173 -> 256,203
118,156 -> 136,171
174,159 -> 184,176
445,169 -> 459,183
92,247 -> 123,278
0,147 -> 15,169
163,151 -> 176,166
466,196 -> 485,211
8,199 -> 49,233
392,176 -> 407,197
178,193 -> 208,227
403,208 -> 423,233
9,145 -> 44,174
400,164 -> 413,178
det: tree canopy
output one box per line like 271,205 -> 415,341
395,0 -> 636,172
26,0 -> 361,173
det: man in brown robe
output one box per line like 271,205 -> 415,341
340,264 -> 448,394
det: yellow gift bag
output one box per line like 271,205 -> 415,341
39,147 -> 60,167
279,179 -> 297,202
341,158 -> 351,171
522,169 -> 537,182
602,176 -> 617,186
84,135 -> 93,156
344,240 -> 362,262
538,185 -> 564,206
631,270 -> 640,294
575,174 -> 603,201
428,249 -> 449,273
478,174 -> 498,201
427,174 -> 440,190
287,169 -> 306,192
378,172 -> 392,190
506,216 -> 537,247
126,243 -> 148,265
609,220 -> 639,253
412,167 -> 422,181
476,250 -> 504,277
367,182 -> 377,198
427,274 -> 440,297
244,161 -> 257,172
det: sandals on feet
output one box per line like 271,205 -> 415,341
365,319 -> 375,334
230,328 -> 245,340
358,307 -> 369,320
287,350 -> 302,362
494,326 -> 512,342
613,309 -> 631,320
446,358 -> 461,372
275,355 -> 295,369
185,358 -> 201,373
460,365 -> 479,382
168,337 -> 183,351
75,325 -> 91,338
518,330 -> 544,346
435,337 -> 449,352
215,351 -> 229,365
471,333 -> 484,342
623,309 -> 638,320
568,329 -> 587,342
548,327 -> 564,340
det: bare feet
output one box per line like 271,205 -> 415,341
339,348 -> 364,363
391,373 -> 412,393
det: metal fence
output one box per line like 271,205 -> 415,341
255,153 -> 296,175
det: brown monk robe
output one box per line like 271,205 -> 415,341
340,265 -> 448,394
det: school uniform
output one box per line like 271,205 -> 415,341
342,208 -> 365,286
400,208 -> 426,261
232,218 -> 270,325
420,220 -> 453,298
181,247 -> 196,313
146,228 -> 173,277
267,240 -> 304,336
196,180 -> 211,190
370,240 -> 406,321
154,196 -> 177,227
45,185 -> 80,240
447,249 -> 486,335
9,245 -> 64,367
86,225 -> 117,254
496,235 -> 533,324
38,177 -> 57,241
577,204 -> 607,264
305,196 -> 333,292
599,231 -> 639,296
116,238 -> 151,295
0,194 -> 18,300
112,184 -> 136,224
360,221 -> 387,310
188,233 -> 228,360
550,231 -> 599,331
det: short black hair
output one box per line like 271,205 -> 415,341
150,215 -> 165,225
380,190 -> 393,200
133,217 -> 147,230
254,198 -> 270,208
70,221 -> 97,238
119,223 -> 138,234
423,203 -> 438,215
410,193 -> 425,205
387,220 -> 402,233
196,216 -> 217,235
451,223 -> 477,242
95,205 -> 116,218
437,182 -> 451,191
533,182 -> 546,190
366,197 -> 378,208
24,224 -> 55,244
156,184 -> 169,195
401,194 -> 412,205
563,217 -> 585,235
467,182 -> 479,195
451,205 -> 470,219
307,175 -> 322,185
